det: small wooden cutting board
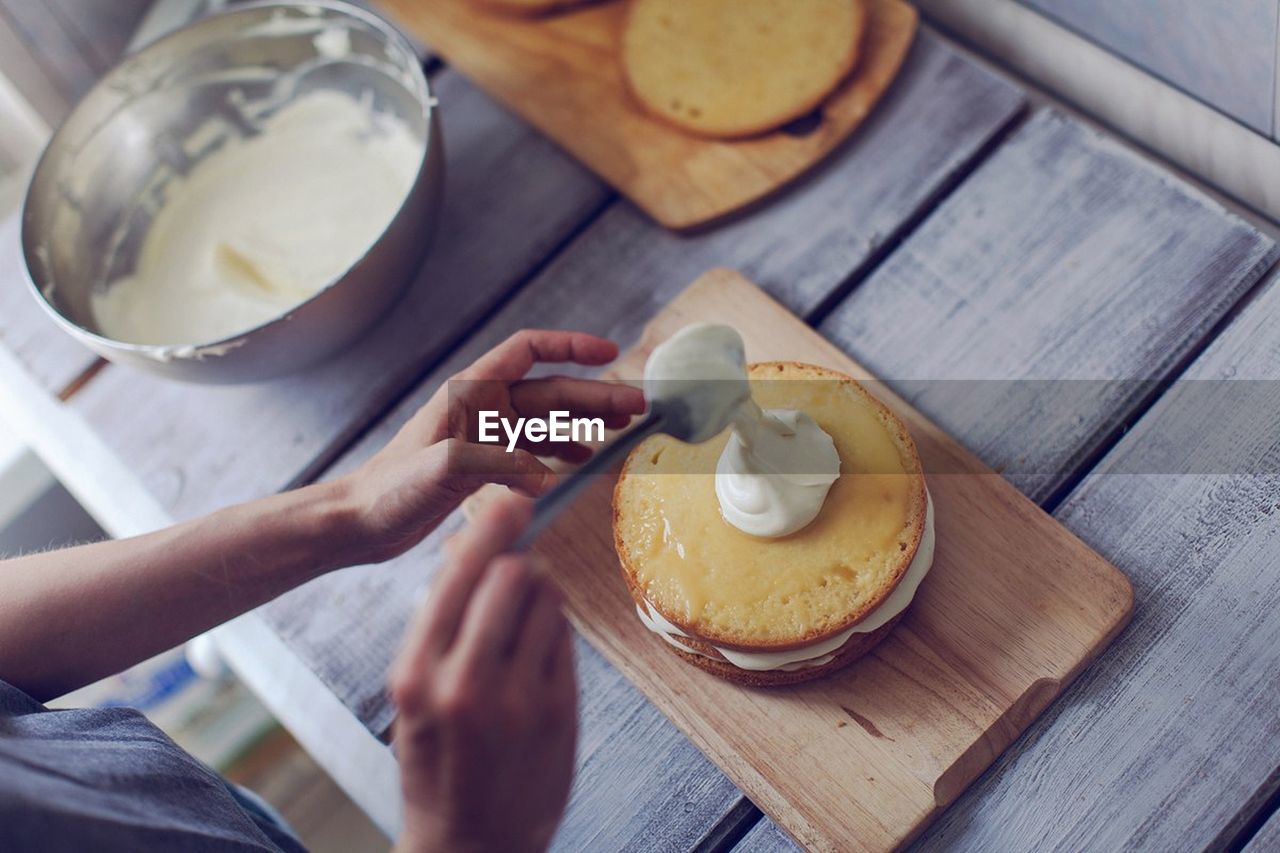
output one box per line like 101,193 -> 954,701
523,269 -> 1134,851
375,0 -> 918,231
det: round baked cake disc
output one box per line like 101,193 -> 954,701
621,0 -> 867,138
614,362 -> 929,686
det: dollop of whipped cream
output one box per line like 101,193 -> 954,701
642,323 -> 841,538
717,404 -> 840,537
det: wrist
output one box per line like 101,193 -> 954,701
276,478 -> 368,574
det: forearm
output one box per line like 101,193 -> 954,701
0,479 -> 361,702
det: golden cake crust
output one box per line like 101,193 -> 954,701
613,361 -> 926,657
620,0 -> 867,139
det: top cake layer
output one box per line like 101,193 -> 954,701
614,361 -> 926,650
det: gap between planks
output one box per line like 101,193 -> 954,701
804,100 -> 1028,325
1222,671 -> 1280,850
1037,251 -> 1280,517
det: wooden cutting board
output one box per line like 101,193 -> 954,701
521,269 -> 1134,851
375,0 -> 917,231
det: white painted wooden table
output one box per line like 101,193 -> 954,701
3,5 -> 1280,851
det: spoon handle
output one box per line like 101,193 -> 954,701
512,411 -> 665,552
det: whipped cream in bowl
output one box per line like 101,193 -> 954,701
21,1 -> 441,383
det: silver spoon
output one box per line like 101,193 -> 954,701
512,380 -> 747,551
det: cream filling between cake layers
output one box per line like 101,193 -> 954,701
635,492 -> 935,672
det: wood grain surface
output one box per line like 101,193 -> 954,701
820,109 -> 1277,505
908,270 -> 1280,851
522,269 -> 1131,852
727,108 -> 1279,851
375,0 -> 918,230
737,815 -> 803,851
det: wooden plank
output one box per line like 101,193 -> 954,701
1245,807 -> 1280,852
0,214 -> 98,395
0,11 -> 73,129
523,270 -> 1132,851
377,0 -> 918,231
0,2 -> 101,108
909,270 -> 1280,850
254,33 -> 1023,846
42,0 -> 151,72
1017,0 -> 1276,135
818,108 -> 1277,505
68,68 -> 610,520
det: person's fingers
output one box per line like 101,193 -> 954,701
445,440 -> 558,497
510,378 -> 646,423
544,612 -> 576,702
463,331 -> 620,381
451,554 -> 538,671
512,578 -> 567,677
533,440 -> 592,464
389,498 -> 532,713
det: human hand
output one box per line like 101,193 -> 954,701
338,330 -> 645,564
390,497 -> 577,853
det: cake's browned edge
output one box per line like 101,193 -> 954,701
613,360 -> 928,653
659,611 -> 905,686
619,0 -> 870,140
471,0 -> 604,19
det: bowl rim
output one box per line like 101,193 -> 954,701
20,0 -> 437,361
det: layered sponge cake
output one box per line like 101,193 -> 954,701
613,361 -> 932,686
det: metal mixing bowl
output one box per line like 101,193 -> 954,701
21,0 -> 442,383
